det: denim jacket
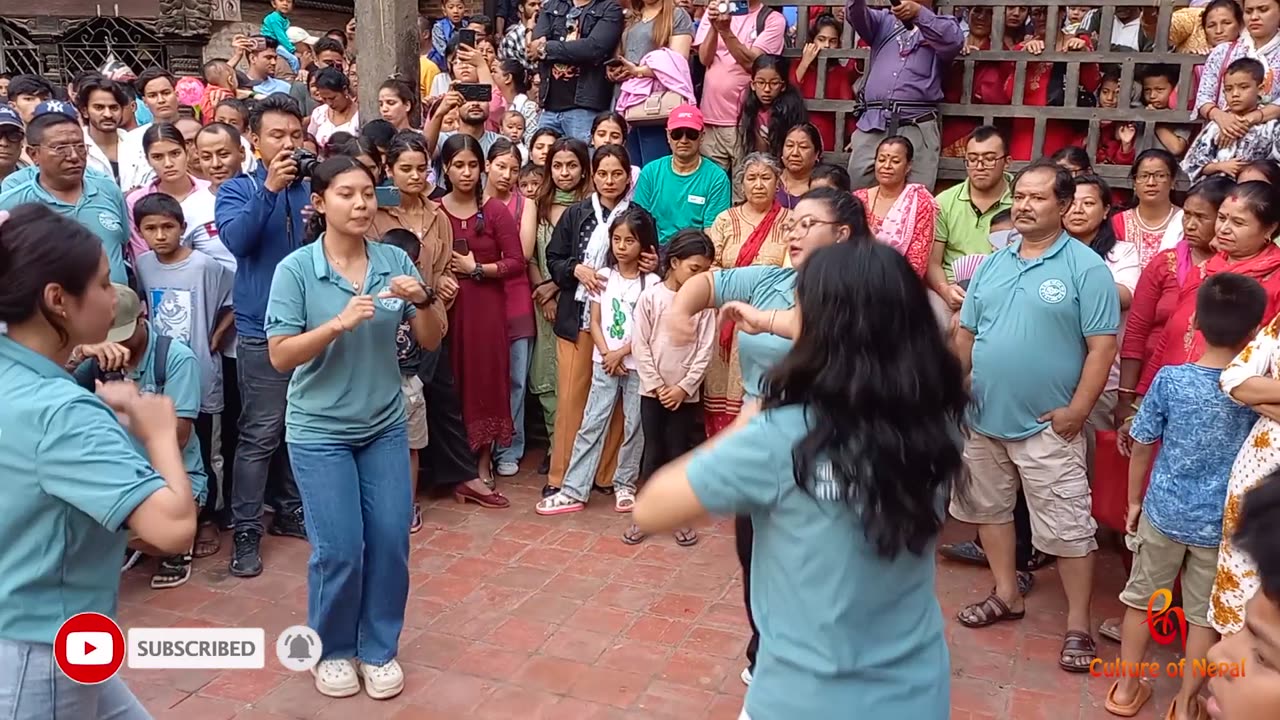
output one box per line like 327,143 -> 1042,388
532,0 -> 623,113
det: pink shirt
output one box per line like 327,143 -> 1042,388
693,7 -> 787,128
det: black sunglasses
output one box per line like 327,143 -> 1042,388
670,128 -> 700,141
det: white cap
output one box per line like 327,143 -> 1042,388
287,26 -> 322,45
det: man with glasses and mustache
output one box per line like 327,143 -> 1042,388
631,104 -> 731,245
0,101 -> 130,285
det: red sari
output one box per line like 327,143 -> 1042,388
854,184 -> 934,277
444,197 -> 525,449
1120,246 -> 1190,380
1140,245 -> 1280,393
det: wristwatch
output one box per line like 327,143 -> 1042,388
468,266 -> 485,281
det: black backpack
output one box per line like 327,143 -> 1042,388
690,7 -> 776,104
76,334 -> 172,394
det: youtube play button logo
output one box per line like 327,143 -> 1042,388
55,613 -> 125,684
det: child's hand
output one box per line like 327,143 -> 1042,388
1116,123 -> 1137,147
657,385 -> 687,410
1023,39 -> 1046,55
1125,502 -> 1142,535
1218,158 -> 1246,178
603,350 -> 626,376
1214,110 -> 1251,142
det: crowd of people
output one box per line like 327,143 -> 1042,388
4,0 -> 1280,718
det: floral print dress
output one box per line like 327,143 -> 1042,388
1213,315 -> 1279,634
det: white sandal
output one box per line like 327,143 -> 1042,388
535,491 -> 586,516
614,488 -> 636,513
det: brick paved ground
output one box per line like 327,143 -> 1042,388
118,451 -> 1181,719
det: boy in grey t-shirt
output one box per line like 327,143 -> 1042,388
132,193 -> 235,422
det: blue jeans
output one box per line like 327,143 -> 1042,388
495,338 -> 532,465
538,108 -> 597,144
627,125 -> 670,168
0,639 -> 150,719
561,365 -> 644,502
232,335 -> 301,532
288,423 -> 412,665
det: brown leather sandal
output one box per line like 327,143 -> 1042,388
957,593 -> 1025,628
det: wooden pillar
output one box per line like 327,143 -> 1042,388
354,0 -> 421,126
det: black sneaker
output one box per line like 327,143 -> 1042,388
537,455 -> 550,475
268,507 -> 307,540
230,530 -> 263,577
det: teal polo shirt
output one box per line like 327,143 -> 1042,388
687,405 -> 950,718
960,231 -> 1120,441
712,265 -> 796,399
265,237 -> 423,445
75,329 -> 208,504
632,156 -> 731,244
0,335 -> 166,643
0,170 -> 130,285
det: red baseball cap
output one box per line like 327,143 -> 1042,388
667,104 -> 704,132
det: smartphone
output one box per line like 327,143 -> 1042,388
456,83 -> 493,103
457,28 -> 477,47
249,37 -> 267,52
375,186 -> 401,208
453,237 -> 470,254
604,57 -> 625,68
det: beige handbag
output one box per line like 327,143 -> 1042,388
624,91 -> 685,126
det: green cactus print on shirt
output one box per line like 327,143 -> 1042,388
609,297 -> 627,340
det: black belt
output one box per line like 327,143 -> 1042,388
852,99 -> 940,134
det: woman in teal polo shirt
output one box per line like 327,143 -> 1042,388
264,156 -> 444,702
636,242 -> 964,719
665,186 -> 871,685
0,203 -> 197,717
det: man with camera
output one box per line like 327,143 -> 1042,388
845,0 -> 963,190
214,93 -> 311,578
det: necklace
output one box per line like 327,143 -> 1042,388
1135,205 -> 1174,233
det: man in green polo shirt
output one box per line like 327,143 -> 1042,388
928,125 -> 1013,322
0,101 -> 130,284
631,104 -> 731,245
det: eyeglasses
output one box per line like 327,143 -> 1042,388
781,216 -> 841,235
965,155 -> 1006,168
752,79 -> 784,91
1136,171 -> 1171,184
33,142 -> 88,157
0,129 -> 22,144
670,128 -> 700,142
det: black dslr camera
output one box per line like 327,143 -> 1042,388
291,148 -> 320,180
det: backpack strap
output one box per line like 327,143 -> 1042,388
152,334 -> 172,394
755,6 -> 773,37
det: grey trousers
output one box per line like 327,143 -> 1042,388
847,119 -> 942,191
561,365 -> 644,501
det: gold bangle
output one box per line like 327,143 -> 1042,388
768,310 -> 777,333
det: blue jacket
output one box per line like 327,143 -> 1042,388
215,165 -> 311,337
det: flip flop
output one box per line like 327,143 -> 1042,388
1104,678 -> 1153,717
193,521 -> 221,558
621,524 -> 647,545
673,528 -> 698,546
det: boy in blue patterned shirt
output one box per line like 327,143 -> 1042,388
1107,273 -> 1266,719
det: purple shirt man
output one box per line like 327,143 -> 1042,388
844,0 -> 962,190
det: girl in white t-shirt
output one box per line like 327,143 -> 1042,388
537,207 -> 661,515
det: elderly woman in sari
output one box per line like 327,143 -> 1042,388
701,152 -> 791,436
852,135 -> 934,278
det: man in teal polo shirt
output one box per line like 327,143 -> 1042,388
927,125 -> 1013,322
631,104 -> 731,245
951,161 -> 1119,672
0,101 -> 130,284
74,285 -> 207,588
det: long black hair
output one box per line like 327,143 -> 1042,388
761,242 -> 968,559
0,204 -> 108,344
142,122 -> 186,154
1072,174 -> 1119,259
304,156 -> 378,242
441,132 -> 487,232
661,228 -> 716,279
739,54 -> 808,158
800,186 -> 874,244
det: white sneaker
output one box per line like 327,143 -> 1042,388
741,667 -> 753,686
359,658 -> 405,700
496,461 -> 520,477
312,659 -> 360,698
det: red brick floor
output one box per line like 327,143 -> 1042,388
118,452 -> 1182,719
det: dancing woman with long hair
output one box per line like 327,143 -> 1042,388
635,241 -> 965,719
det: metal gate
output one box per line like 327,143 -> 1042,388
54,17 -> 167,85
0,20 -> 42,77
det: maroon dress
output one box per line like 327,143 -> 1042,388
443,197 -> 523,449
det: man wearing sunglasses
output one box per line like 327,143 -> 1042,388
0,101 -> 130,285
0,106 -> 27,187
631,104 -> 731,245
